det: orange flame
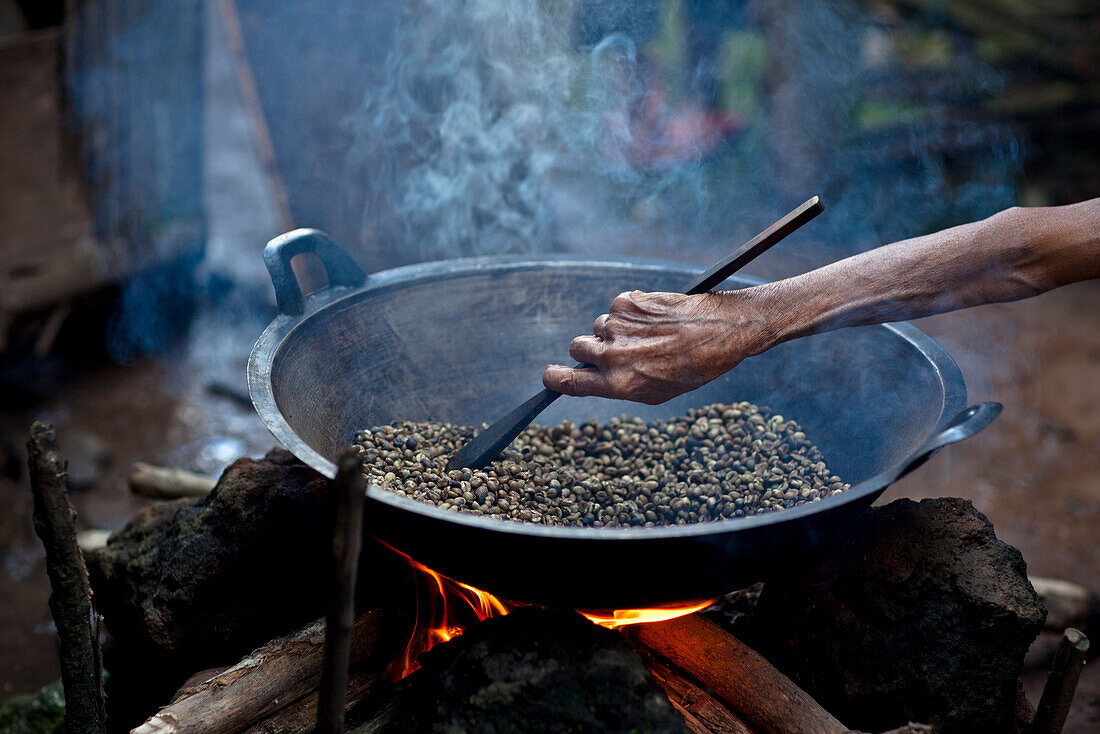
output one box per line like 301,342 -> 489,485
382,543 -> 717,678
382,543 -> 514,678
578,600 -> 716,629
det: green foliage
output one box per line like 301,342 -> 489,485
718,31 -> 768,116
0,681 -> 66,734
893,27 -> 954,67
857,100 -> 931,130
646,0 -> 687,99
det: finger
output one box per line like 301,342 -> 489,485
569,335 -> 606,367
592,313 -> 611,340
542,365 -> 613,398
610,290 -> 640,314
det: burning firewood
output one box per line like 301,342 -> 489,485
624,613 -> 847,734
135,599 -> 946,734
632,644 -> 758,734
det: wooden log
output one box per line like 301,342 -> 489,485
132,611 -> 390,734
1031,576 -> 1099,634
317,450 -> 366,734
129,462 -> 217,499
241,668 -> 378,734
1027,628 -> 1090,734
631,644 -> 757,734
625,614 -> 846,734
27,422 -> 107,734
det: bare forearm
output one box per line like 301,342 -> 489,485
543,199 -> 1099,405
742,199 -> 1100,348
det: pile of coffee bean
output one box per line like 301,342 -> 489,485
354,401 -> 848,528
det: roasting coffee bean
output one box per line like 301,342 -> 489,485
353,401 -> 849,528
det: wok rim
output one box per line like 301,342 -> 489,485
248,254 -> 967,541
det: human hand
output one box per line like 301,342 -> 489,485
542,289 -> 773,405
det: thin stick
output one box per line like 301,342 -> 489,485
1028,628 -> 1090,734
129,462 -> 217,499
625,614 -> 845,734
317,449 -> 367,734
28,422 -> 107,734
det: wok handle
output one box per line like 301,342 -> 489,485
892,401 -> 1002,482
263,229 -> 367,316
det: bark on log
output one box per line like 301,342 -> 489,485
625,614 -> 846,734
240,668 -> 378,734
129,462 -> 217,499
28,422 -> 107,734
632,644 -> 758,734
132,612 -> 391,734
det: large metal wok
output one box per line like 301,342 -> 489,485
248,229 -> 999,609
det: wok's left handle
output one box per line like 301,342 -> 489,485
263,229 -> 367,316
892,401 -> 1002,482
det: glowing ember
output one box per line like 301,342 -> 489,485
579,600 -> 716,630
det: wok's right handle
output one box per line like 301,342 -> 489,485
263,229 -> 366,316
893,402 -> 1002,481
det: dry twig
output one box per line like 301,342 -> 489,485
317,450 -> 366,734
1028,628 -> 1090,734
28,422 -> 107,734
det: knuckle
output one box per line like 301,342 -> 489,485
559,371 -> 578,395
610,291 -> 635,312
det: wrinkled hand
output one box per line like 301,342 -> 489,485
542,289 -> 773,405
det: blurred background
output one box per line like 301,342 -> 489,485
0,0 -> 1097,720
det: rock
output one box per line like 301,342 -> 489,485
741,497 -> 1046,734
350,608 -> 689,734
89,449 -> 333,667
87,449 -> 333,726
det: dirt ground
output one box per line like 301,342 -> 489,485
896,281 -> 1100,733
